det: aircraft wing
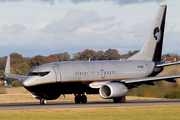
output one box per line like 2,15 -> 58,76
123,74 -> 180,84
4,55 -> 27,80
89,74 -> 180,88
5,74 -> 26,80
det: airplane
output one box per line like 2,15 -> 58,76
4,4 -> 180,105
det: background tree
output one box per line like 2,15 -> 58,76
81,49 -> 96,61
0,70 -> 4,78
93,50 -> 105,60
10,53 -> 23,60
55,52 -> 71,61
166,54 -> 171,58
72,49 -> 96,61
111,52 -> 121,60
46,55 -> 58,63
105,48 -> 121,60
72,52 -> 82,61
0,57 -> 6,75
29,55 -> 46,68
62,52 -> 71,61
55,53 -> 64,61
121,50 -> 140,59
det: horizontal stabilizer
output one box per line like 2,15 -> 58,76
156,61 -> 180,67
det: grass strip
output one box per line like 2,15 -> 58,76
0,105 -> 180,120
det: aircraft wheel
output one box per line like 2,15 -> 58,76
81,95 -> 87,103
75,95 -> 81,104
40,99 -> 47,105
113,98 -> 121,103
120,96 -> 126,103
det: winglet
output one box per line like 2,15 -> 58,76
159,3 -> 167,7
4,55 -> 11,76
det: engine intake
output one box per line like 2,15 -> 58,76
99,83 -> 128,99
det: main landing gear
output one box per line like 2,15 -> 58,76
39,95 -> 125,104
74,94 -> 87,104
40,99 -> 47,105
113,96 -> 126,103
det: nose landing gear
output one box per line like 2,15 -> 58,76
40,99 -> 47,105
74,94 -> 87,104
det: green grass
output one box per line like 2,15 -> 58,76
0,105 -> 180,120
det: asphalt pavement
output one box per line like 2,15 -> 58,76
0,99 -> 180,110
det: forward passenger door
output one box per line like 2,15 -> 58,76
52,66 -> 61,82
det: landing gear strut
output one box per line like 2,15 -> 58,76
40,99 -> 47,105
113,96 -> 126,103
74,94 -> 87,104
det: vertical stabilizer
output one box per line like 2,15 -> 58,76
128,4 -> 167,61
4,55 -> 26,80
4,55 -> 11,76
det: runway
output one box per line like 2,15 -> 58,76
0,99 -> 180,110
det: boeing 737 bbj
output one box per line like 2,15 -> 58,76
4,4 -> 180,104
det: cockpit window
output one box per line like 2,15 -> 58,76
28,71 -> 50,77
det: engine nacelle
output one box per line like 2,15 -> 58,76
99,83 -> 128,99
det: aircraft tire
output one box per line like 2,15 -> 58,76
75,95 -> 81,104
81,95 -> 87,103
40,99 -> 47,105
120,96 -> 126,103
113,98 -> 121,103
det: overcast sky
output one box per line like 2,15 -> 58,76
0,0 -> 180,57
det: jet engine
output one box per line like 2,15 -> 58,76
99,83 -> 128,99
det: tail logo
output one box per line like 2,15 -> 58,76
153,27 -> 161,40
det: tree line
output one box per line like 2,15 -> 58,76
0,49 -> 137,77
0,48 -> 179,84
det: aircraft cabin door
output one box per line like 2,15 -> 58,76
146,64 -> 151,73
101,69 -> 105,79
52,66 -> 61,82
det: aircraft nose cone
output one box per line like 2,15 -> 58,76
22,79 -> 29,87
23,77 -> 34,87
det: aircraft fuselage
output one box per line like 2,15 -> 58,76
23,60 -> 155,99
24,60 -> 155,86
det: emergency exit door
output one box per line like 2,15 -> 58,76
52,66 -> 61,82
101,69 -> 105,79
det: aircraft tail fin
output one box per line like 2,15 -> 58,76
128,4 -> 167,62
4,55 -> 11,76
4,55 -> 26,80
